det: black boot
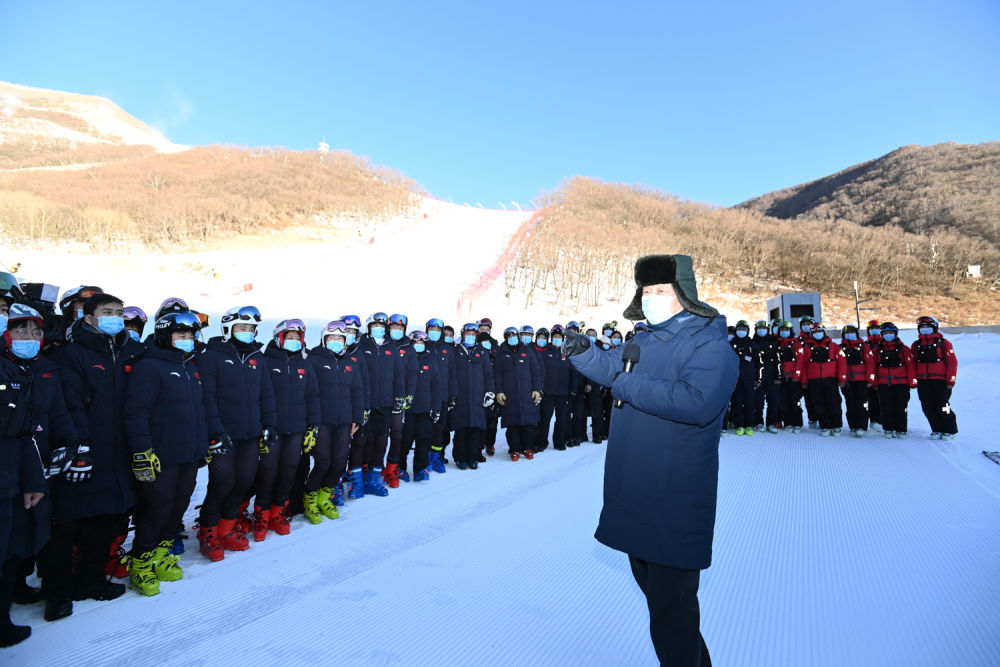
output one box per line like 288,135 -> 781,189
73,579 -> 126,602
44,598 -> 73,621
0,622 -> 31,648
12,581 -> 43,605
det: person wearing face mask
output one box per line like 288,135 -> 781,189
494,326 -> 543,461
873,322 -> 916,438
0,305 -> 76,645
259,320 -> 322,529
864,320 -> 884,432
42,293 -> 142,619
573,328 -> 608,445
451,323 -> 495,469
478,330 -> 500,458
753,320 -> 781,434
57,285 -> 104,345
425,318 -> 457,472
399,331 -> 443,481
300,321 -> 363,529
729,321 -> 762,436
531,328 -> 553,452
383,314 -> 418,488
122,306 -> 147,345
561,254 -> 736,667
535,324 -> 578,451
796,322 -> 847,436
196,305 -> 277,562
356,313 -> 394,496
339,315 -> 372,498
910,316 -> 958,440
122,312 -> 208,596
796,316 -> 821,428
840,325 -> 876,436
776,320 -> 805,433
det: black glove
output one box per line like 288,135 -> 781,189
483,392 -> 495,408
362,409 -> 370,426
561,331 -> 591,357
448,396 -> 457,412
208,433 -> 232,457
392,397 -> 405,414
261,426 -> 278,448
65,443 -> 93,482
45,440 -> 81,479
431,410 -> 441,424
403,395 -> 413,411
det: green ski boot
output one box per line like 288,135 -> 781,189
129,550 -> 160,596
303,491 -> 323,524
317,488 -> 340,520
153,539 -> 183,582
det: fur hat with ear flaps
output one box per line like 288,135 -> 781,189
622,254 -> 719,320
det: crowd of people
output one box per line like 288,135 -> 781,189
724,315 -> 959,439
0,271 -> 960,648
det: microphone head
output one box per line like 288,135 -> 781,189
622,342 -> 641,363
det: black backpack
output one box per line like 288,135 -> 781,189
916,340 -> 942,364
778,343 -> 797,363
880,345 -> 903,368
843,345 -> 863,366
809,343 -> 830,363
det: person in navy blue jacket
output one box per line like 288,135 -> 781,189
383,314 -> 418,488
0,305 -> 62,646
356,312 -> 394,496
122,311 -> 207,596
339,316 -> 370,499
258,319 -> 321,533
729,320 -> 762,436
534,326 -> 578,451
400,331 -> 443,481
452,324 -> 495,469
494,327 -> 544,461
43,293 -> 143,619
425,318 -> 457,471
196,305 -> 277,562
565,254 -> 737,667
300,321 -> 361,525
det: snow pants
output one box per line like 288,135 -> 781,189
306,424 -> 351,493
255,433 -> 303,508
806,378 -> 843,430
917,379 -> 957,435
571,390 -> 588,442
402,412 -> 433,473
729,376 -> 757,429
755,374 -> 782,426
841,381 -> 870,431
387,412 -> 405,466
201,438 -> 258,525
132,463 -> 197,555
629,556 -> 712,667
38,513 -> 119,601
877,385 -> 911,433
868,385 -> 882,426
505,424 -> 538,454
452,427 -> 483,465
780,379 -> 804,428
536,395 -> 571,450
362,407 -> 391,469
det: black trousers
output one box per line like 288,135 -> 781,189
402,412 -> 433,473
588,387 -> 607,440
132,463 -> 197,555
868,385 -> 882,425
431,400 -> 450,453
38,513 -> 118,600
348,420 -> 368,469
729,377 -> 756,428
780,380 -> 803,428
755,376 -> 782,426
602,389 -> 613,436
629,556 -> 712,667
806,378 -> 843,429
842,381 -> 870,431
485,409 -> 499,448
200,438 -> 258,526
302,424 -> 350,492
536,395 -> 571,449
364,407 -> 391,469
452,427 -> 483,465
877,385 -> 911,433
917,380 -> 958,435
255,433 -> 304,508
505,424 -> 538,454
387,412 -> 405,466
571,390 -> 588,441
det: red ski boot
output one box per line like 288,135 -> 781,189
382,463 -> 401,489
235,500 -> 254,535
510,451 -> 520,462
523,449 -> 535,460
198,525 -> 224,562
269,502 -> 291,536
218,518 -> 250,551
105,533 -> 130,579
252,506 -> 270,542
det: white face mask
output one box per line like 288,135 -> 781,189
641,294 -> 678,326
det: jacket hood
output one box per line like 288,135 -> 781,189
623,254 -> 719,320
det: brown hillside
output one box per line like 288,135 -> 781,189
738,142 -> 1000,247
506,178 -> 1000,326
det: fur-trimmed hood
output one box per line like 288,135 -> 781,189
623,254 -> 719,320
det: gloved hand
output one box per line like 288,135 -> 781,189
132,448 -> 161,482
431,410 -> 441,424
496,392 -> 507,406
362,409 -> 370,426
302,426 -> 319,454
403,395 -> 413,411
65,444 -> 93,482
448,396 -> 457,412
208,433 -> 232,457
482,392 -> 495,408
261,426 -> 278,449
561,331 -> 591,357
44,440 -> 81,479
531,391 -> 542,405
392,397 -> 405,414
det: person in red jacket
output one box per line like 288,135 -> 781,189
864,320 -> 883,432
796,322 -> 847,436
776,320 -> 804,433
840,325 -> 876,437
910,316 -> 958,440
873,322 -> 916,438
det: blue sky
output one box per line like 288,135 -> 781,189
1,0 -> 997,207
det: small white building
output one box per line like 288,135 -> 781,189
766,292 -> 823,333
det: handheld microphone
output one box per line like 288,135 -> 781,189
614,343 -> 641,409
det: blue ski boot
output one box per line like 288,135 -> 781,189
414,468 -> 430,482
364,468 -> 389,497
398,468 -> 411,483
331,479 -> 345,506
429,450 -> 446,474
347,468 -> 365,500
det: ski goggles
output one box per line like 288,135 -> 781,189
342,314 -> 362,328
426,317 -> 445,329
389,314 -> 408,327
277,318 -> 306,333
158,296 -> 189,312
224,305 -> 262,323
123,306 -> 148,322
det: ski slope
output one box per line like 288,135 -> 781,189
7,332 -> 1000,666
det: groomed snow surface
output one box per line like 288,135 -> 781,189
7,333 -> 1000,666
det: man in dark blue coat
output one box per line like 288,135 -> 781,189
534,327 -> 578,451
451,324 -> 495,469
494,327 -> 544,460
43,293 -> 143,619
564,254 -> 737,667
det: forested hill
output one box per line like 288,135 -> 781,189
737,142 -> 1000,248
